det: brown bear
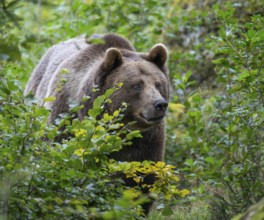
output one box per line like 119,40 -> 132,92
24,33 -> 169,213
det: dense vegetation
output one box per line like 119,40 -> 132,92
0,0 -> 263,219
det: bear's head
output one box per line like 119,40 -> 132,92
81,44 -> 169,131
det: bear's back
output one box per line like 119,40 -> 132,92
32,37 -> 87,101
25,34 -> 135,103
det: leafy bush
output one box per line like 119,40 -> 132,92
0,66 -> 188,219
167,2 -> 264,219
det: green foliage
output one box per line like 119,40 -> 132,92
148,200 -> 211,220
232,198 -> 264,220
210,7 -> 264,216
167,2 -> 264,219
0,65 -> 187,219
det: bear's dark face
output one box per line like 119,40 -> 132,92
95,44 -> 169,131
110,61 -> 168,130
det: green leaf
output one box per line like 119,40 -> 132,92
0,86 -> 10,95
205,157 -> 215,165
125,130 -> 142,140
44,96 -> 56,102
162,206 -> 173,216
237,70 -> 250,81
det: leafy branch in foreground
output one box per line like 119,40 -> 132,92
0,67 -> 188,219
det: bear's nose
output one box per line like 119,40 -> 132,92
154,99 -> 168,112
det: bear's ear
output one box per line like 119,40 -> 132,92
102,48 -> 123,70
95,48 -> 123,87
145,44 -> 168,68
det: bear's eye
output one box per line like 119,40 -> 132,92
155,82 -> 162,90
132,84 -> 142,91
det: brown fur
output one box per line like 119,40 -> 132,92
25,33 -> 169,161
25,33 -> 169,213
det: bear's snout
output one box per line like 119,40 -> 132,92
135,98 -> 168,128
153,99 -> 168,112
